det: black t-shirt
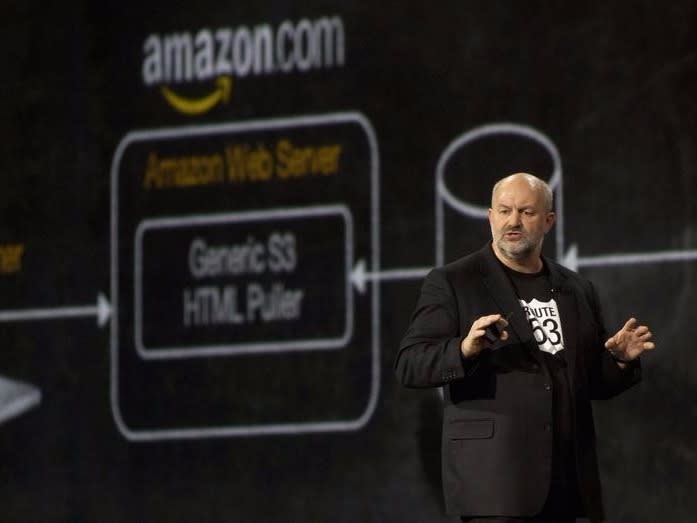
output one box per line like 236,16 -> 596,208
503,263 -> 580,513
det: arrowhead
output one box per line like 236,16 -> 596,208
97,293 -> 112,327
0,375 -> 41,425
351,259 -> 367,294
562,244 -> 579,271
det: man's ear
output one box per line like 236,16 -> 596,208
544,211 -> 556,232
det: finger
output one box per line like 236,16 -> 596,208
480,314 -> 502,327
500,330 -> 509,341
604,337 -> 616,350
643,341 -> 656,351
636,330 -> 652,341
472,317 -> 488,331
472,328 -> 487,339
473,315 -> 504,335
622,317 -> 638,332
634,325 -> 649,337
471,327 -> 495,344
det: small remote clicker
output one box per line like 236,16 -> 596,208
483,312 -> 513,343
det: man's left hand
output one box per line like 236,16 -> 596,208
605,317 -> 655,363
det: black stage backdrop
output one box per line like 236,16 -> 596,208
1,1 -> 696,521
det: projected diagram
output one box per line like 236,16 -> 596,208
0,114 -> 694,439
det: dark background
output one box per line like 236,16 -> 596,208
1,1 -> 696,521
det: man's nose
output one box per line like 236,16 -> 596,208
509,211 -> 522,226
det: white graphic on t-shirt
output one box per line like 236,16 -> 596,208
519,298 -> 565,355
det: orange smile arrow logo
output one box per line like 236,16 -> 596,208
160,76 -> 233,115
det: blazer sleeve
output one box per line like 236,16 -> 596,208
585,280 -> 642,399
395,268 -> 477,388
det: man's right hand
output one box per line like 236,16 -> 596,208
460,314 -> 509,359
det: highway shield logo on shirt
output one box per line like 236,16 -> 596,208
518,297 -> 565,355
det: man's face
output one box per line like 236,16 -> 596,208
488,178 -> 555,263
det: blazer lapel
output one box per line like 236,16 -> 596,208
478,244 -> 535,347
547,260 -> 579,385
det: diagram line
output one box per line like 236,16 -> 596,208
0,293 -> 111,326
577,249 -> 697,267
351,260 -> 432,293
0,305 -> 97,322
364,267 -> 432,282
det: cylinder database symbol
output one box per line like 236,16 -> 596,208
435,123 -> 564,266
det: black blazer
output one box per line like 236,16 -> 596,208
395,243 -> 641,521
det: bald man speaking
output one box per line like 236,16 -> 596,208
396,173 -> 654,522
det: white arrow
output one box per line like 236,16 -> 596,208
351,259 -> 431,294
562,243 -> 697,272
0,375 -> 41,425
0,293 -> 112,327
561,244 -> 579,271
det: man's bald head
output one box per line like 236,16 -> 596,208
491,173 -> 553,213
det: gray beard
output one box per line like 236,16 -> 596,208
495,236 -> 537,261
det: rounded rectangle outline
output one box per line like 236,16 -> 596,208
110,111 -> 381,440
133,204 -> 354,360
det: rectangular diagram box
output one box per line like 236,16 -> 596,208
110,112 -> 380,440
134,206 -> 353,359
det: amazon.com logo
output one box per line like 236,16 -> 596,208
141,16 -> 345,115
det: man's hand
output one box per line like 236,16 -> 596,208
605,317 -> 655,365
461,314 -> 509,359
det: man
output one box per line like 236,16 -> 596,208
395,173 -> 654,522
